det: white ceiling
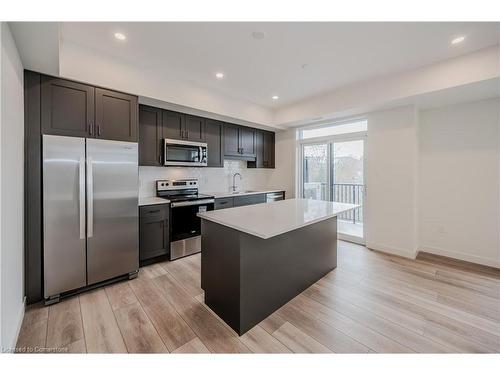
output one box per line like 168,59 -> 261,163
60,22 -> 500,110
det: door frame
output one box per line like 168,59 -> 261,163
298,131 -> 367,245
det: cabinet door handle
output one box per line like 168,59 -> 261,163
158,155 -> 162,165
148,209 -> 161,214
89,123 -> 93,135
185,130 -> 189,139
97,124 -> 101,136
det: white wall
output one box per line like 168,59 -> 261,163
418,98 -> 500,267
365,105 -> 418,258
0,22 -> 25,351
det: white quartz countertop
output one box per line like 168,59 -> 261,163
200,189 -> 284,199
197,198 -> 359,239
138,197 -> 170,206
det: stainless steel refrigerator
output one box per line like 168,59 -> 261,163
43,135 -> 139,303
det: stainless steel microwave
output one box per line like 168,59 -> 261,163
163,139 -> 208,167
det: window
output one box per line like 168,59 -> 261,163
300,119 -> 367,140
298,118 -> 367,244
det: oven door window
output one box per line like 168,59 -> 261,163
166,145 -> 200,163
170,204 -> 213,242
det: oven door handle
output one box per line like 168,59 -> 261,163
170,199 -> 215,208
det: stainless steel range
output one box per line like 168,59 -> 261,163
156,179 -> 214,260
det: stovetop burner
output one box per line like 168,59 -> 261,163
155,179 -> 214,202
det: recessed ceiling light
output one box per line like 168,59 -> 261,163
272,95 -> 279,100
114,32 -> 126,41
451,36 -> 465,45
252,31 -> 266,40
215,72 -> 225,79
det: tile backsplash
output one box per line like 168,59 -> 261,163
139,160 -> 275,197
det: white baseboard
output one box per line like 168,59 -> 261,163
366,242 -> 417,259
418,246 -> 500,269
6,297 -> 26,352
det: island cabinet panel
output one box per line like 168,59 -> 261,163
214,197 -> 234,210
201,216 -> 338,335
41,76 -> 95,138
162,110 -> 185,140
205,119 -> 224,167
95,88 -> 138,142
223,123 -> 241,157
233,194 -> 266,207
184,115 -> 205,142
139,105 -> 163,166
139,204 -> 170,263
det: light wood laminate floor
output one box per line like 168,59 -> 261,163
16,241 -> 500,353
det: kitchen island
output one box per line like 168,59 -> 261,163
197,198 -> 358,335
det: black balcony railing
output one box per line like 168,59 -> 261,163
302,182 -> 364,224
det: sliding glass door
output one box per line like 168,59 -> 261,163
300,135 -> 366,244
302,143 -> 329,201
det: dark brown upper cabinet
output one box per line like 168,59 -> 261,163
239,127 -> 255,157
139,105 -> 163,166
223,123 -> 256,160
263,131 -> 275,168
162,111 -> 205,142
185,115 -> 205,142
95,88 -> 138,142
248,130 -> 275,169
205,119 -> 224,167
162,110 -> 185,140
41,75 -> 138,142
138,105 -> 274,168
41,76 -> 95,137
223,123 -> 241,157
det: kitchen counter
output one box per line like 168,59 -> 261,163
138,197 -> 170,206
200,189 -> 284,199
197,198 -> 358,239
199,198 -> 358,335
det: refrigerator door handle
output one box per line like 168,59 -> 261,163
79,156 -> 86,239
87,156 -> 94,238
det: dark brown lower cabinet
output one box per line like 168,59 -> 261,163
139,204 -> 170,264
233,194 -> 266,207
214,197 -> 234,209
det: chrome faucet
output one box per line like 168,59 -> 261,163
231,173 -> 242,193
